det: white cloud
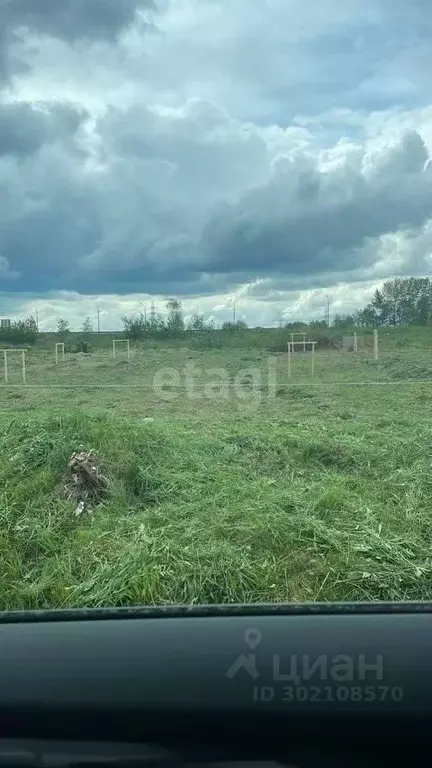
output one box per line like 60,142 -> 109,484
1,0 -> 432,323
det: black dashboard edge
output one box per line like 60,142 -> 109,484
1,600 -> 432,622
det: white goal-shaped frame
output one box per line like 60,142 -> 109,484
113,339 -> 131,360
290,332 -> 307,353
287,341 -> 317,378
2,350 -> 26,384
55,343 -> 65,364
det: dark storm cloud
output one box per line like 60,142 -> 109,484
0,0 -> 154,42
0,0 -> 154,84
2,99 -> 432,296
0,101 -> 88,157
200,130 -> 432,281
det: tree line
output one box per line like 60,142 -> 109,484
0,316 -> 94,346
333,278 -> 432,328
121,299 -> 247,339
1,278 -> 431,345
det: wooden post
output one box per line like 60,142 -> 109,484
354,333 -> 358,353
2,350 -> 26,383
303,333 -> 306,352
55,343 -> 65,364
127,340 -> 131,360
113,341 -> 116,360
311,343 -> 315,377
287,341 -> 291,378
374,330 -> 379,361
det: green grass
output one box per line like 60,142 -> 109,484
1,328 -> 432,609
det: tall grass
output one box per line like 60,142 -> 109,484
1,407 -> 432,609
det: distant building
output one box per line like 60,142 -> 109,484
1,319 -> 11,329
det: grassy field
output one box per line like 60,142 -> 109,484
1,327 -> 432,609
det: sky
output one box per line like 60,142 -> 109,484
1,0 -> 432,330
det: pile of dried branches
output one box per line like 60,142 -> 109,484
64,450 -> 109,516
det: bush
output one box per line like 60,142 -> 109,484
75,341 -> 92,354
65,340 -> 92,354
0,318 -> 38,346
309,332 -> 338,349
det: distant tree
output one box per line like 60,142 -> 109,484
357,278 -> 432,327
284,322 -> 308,330
57,318 -> 70,340
309,320 -> 328,329
187,313 -> 215,331
166,298 -> 185,333
332,314 -> 356,328
371,281 -> 404,326
0,317 -> 38,346
222,320 -> 248,331
148,309 -> 164,334
187,313 -> 206,331
121,312 -> 147,340
355,306 -> 379,327
81,317 -> 93,334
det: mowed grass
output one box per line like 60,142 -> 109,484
1,332 -> 432,609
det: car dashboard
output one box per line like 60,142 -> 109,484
0,603 -> 430,768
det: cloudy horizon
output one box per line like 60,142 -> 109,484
1,0 -> 432,330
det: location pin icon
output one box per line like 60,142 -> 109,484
245,628 -> 262,650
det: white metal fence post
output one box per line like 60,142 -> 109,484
374,330 -> 379,361
55,343 -> 65,364
2,350 -> 26,383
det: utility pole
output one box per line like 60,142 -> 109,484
232,299 -> 236,325
97,304 -> 101,333
34,308 -> 39,331
325,295 -> 331,328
